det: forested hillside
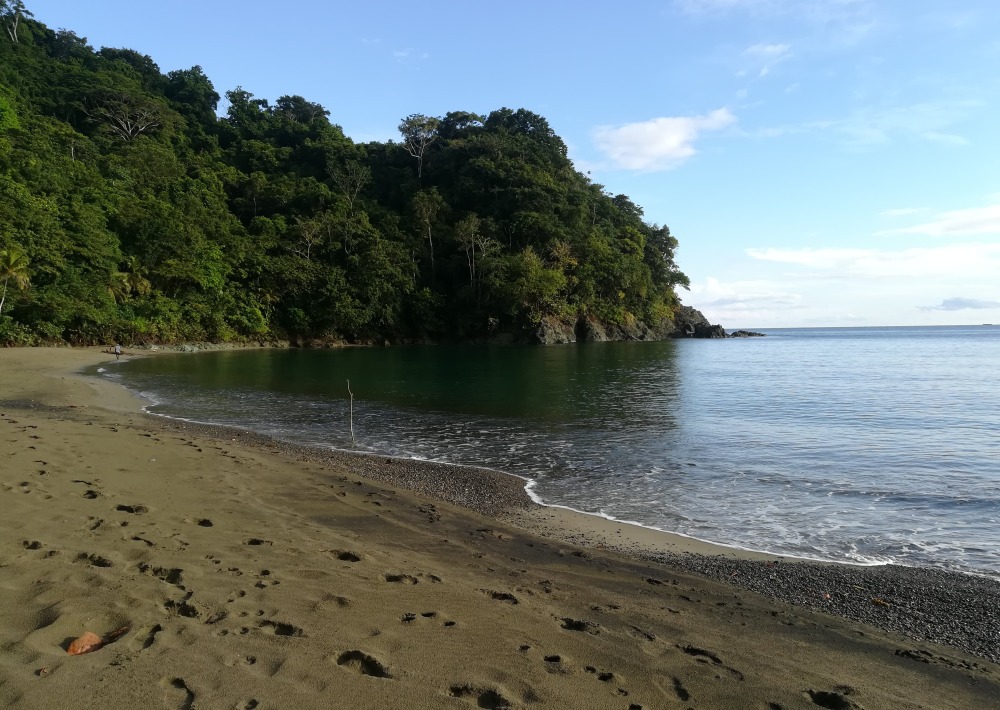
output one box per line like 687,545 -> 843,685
0,2 -> 691,346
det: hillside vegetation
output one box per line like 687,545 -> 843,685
0,2 -> 691,346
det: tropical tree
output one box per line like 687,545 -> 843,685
0,246 -> 30,315
1,0 -> 31,44
398,113 -> 439,178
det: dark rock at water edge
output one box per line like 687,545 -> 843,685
729,330 -> 767,338
525,306 -> 760,345
670,306 -> 727,339
531,315 -> 676,345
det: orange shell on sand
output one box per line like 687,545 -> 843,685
67,632 -> 104,655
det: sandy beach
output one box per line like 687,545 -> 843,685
0,348 -> 997,709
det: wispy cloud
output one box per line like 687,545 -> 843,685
392,48 -> 429,62
748,99 -> 981,148
877,204 -> 1000,237
675,0 -> 878,42
744,42 -> 793,77
878,207 -> 925,219
593,108 -> 735,171
693,243 -> 1000,326
920,297 -> 1000,312
688,277 -> 801,309
823,100 -> 980,147
686,276 -> 804,324
747,243 -> 1000,279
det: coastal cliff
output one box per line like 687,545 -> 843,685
524,305 -> 743,344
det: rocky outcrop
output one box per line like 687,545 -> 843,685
524,306 -> 761,344
574,317 -> 607,343
534,316 -> 577,345
730,330 -> 766,338
669,306 -> 727,338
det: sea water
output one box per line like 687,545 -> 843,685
94,326 -> 1000,578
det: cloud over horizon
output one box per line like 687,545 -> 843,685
921,297 -> 1000,311
746,243 -> 1000,279
878,204 -> 1000,237
593,108 -> 735,171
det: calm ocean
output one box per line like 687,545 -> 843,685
95,326 -> 1000,578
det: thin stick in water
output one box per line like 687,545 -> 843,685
347,379 -> 355,445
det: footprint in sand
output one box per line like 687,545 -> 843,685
138,563 -> 184,586
164,599 -> 202,619
400,611 -> 445,624
160,677 -> 194,710
806,687 -> 865,709
130,624 -> 163,652
481,590 -> 519,604
559,618 -> 601,634
583,666 -> 617,683
543,655 -> 570,675
679,644 -> 745,681
335,650 -> 392,678
384,573 -> 419,584
332,550 -> 362,562
257,620 -> 304,637
448,684 -> 513,709
76,552 -> 113,568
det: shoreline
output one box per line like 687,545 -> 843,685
106,350 -> 994,577
2,346 -> 998,709
91,351 -> 1000,663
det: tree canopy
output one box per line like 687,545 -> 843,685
0,4 -> 690,346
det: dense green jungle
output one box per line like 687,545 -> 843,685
0,1 -> 696,346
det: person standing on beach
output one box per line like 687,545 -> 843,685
114,343 -> 121,360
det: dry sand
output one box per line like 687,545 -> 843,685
0,347 -> 997,710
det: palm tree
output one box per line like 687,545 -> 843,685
0,246 -> 30,316
122,255 -> 151,296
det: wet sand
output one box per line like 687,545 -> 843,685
0,347 -> 997,709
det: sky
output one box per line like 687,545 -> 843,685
29,0 -> 1000,327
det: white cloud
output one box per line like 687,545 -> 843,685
676,0 -> 875,32
746,243 -> 1000,279
921,297 -> 1000,312
748,99 -> 981,148
744,42 -> 793,77
593,109 -> 735,171
688,276 -> 801,309
745,43 -> 791,58
687,244 -> 1000,326
877,204 -> 1000,237
685,276 -> 805,326
878,207 -> 925,219
392,48 -> 429,62
826,100 -> 981,147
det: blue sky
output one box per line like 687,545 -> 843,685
31,0 -> 1000,327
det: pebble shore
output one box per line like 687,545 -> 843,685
639,551 -> 1000,665
154,415 -> 1000,665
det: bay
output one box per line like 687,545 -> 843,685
95,325 -> 1000,577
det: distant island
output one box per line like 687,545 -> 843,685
0,4 -> 728,347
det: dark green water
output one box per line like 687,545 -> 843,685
113,342 -> 683,430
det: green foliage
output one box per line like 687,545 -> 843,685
0,91 -> 18,130
0,4 -> 689,345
